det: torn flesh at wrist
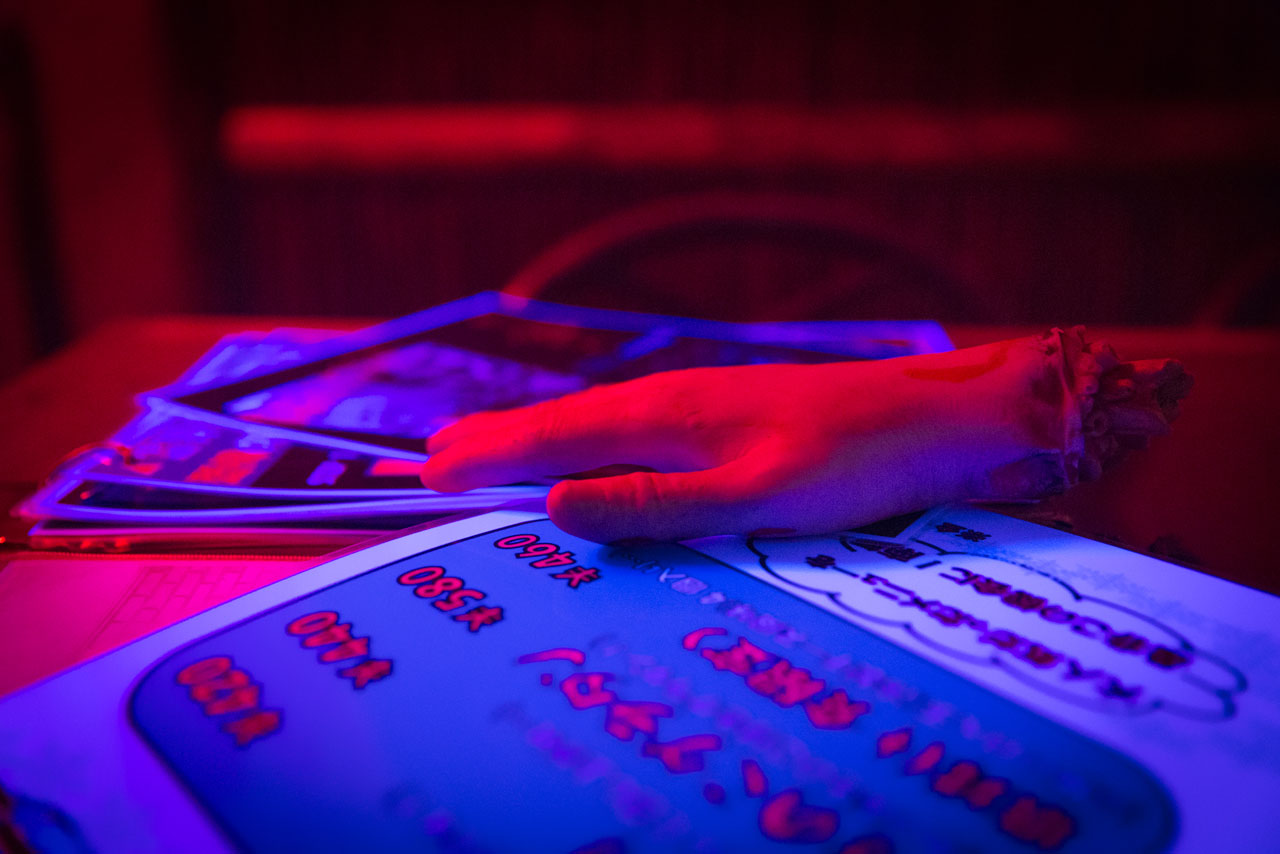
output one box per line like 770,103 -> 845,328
899,326 -> 1191,502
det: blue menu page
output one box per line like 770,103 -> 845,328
4,506 -> 1278,853
129,518 -> 1172,853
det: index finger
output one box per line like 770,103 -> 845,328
421,386 -> 702,492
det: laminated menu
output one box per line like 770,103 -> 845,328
1,504 -> 1276,853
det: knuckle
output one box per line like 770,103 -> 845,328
626,471 -> 668,509
528,400 -> 572,444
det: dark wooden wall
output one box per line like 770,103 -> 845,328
171,0 -> 1280,324
198,1 -> 1280,106
4,0 -> 1279,342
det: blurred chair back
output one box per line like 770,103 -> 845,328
501,192 -> 983,322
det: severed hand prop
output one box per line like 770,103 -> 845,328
421,327 -> 1191,543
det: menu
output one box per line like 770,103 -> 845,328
1,505 -> 1276,853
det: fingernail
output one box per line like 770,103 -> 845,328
747,527 -> 797,538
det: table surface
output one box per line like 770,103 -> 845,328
2,316 -> 1277,593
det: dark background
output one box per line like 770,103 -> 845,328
1,0 -> 1278,382
0,1 -> 1278,576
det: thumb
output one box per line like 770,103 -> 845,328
546,460 -> 781,543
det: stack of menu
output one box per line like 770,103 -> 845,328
14,291 -> 951,551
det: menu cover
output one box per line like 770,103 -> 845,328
151,291 -> 951,458
1,505 -> 1275,853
